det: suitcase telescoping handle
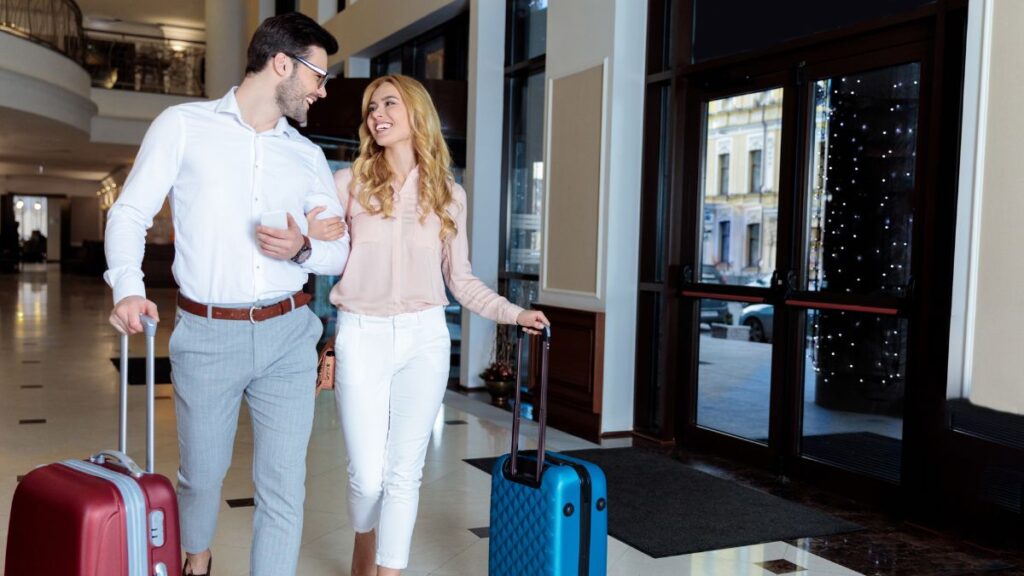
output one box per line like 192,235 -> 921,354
116,314 -> 158,474
509,324 -> 551,485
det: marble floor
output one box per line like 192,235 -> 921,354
0,265 -> 1020,575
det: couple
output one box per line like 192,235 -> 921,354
105,12 -> 549,576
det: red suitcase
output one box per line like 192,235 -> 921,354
5,315 -> 181,576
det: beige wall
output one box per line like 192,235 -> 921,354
964,0 -> 1024,414
542,0 -> 647,433
544,65 -> 604,296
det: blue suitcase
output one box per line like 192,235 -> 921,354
488,328 -> 608,575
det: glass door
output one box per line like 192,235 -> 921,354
685,85 -> 787,446
790,62 -> 922,483
680,54 -> 925,485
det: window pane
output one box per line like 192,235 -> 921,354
806,63 -> 920,296
718,153 -> 730,196
749,149 -> 763,194
505,70 -> 545,275
802,309 -> 905,482
747,223 -> 761,268
700,88 -> 782,286
639,83 -> 671,283
696,298 -> 773,443
508,0 -> 547,64
507,278 -> 539,310
416,36 -> 445,80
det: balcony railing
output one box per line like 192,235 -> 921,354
0,0 -> 85,63
85,30 -> 205,97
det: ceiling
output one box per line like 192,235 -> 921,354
0,106 -> 138,195
0,2 -> 205,195
76,0 -> 206,30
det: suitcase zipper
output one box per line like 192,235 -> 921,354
547,455 -> 591,576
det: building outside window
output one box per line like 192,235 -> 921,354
718,153 -> 730,196
701,89 -> 782,284
747,222 -> 761,268
749,149 -> 763,194
719,221 -> 731,264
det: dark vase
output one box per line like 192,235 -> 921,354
483,378 -> 516,407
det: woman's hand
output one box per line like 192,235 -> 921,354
516,310 -> 550,336
306,206 -> 347,241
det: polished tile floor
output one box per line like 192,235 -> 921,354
0,265 -> 1013,575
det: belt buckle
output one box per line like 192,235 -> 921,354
248,305 -> 260,324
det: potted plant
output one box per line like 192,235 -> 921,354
479,324 -> 517,406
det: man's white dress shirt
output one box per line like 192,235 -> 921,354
104,88 -> 349,305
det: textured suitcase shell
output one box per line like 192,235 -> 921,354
489,452 -> 608,575
487,327 -> 609,575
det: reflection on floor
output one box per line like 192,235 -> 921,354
1,265 -> 1022,575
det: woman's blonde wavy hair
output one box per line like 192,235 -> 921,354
350,75 -> 457,243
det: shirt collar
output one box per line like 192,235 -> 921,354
215,87 -> 296,137
393,165 -> 421,195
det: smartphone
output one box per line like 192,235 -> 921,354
260,210 -> 288,230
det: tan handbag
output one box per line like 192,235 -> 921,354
315,340 -> 336,397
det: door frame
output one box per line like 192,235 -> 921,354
643,2 -> 969,506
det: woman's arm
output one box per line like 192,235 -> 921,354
306,206 -> 346,241
442,185 -> 549,330
308,168 -> 353,242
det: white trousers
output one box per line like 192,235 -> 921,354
333,306 -> 451,569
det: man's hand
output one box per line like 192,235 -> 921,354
306,206 -> 347,241
110,296 -> 160,335
257,213 -> 305,260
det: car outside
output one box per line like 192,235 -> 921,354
739,303 -> 774,342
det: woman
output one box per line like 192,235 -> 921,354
309,75 -> 549,575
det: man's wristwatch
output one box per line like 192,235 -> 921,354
290,235 -> 312,264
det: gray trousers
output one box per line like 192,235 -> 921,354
169,302 -> 321,576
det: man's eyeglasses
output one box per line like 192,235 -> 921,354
286,53 -> 331,90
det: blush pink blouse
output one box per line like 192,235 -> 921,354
328,167 -> 524,325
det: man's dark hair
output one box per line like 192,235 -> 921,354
245,12 -> 338,75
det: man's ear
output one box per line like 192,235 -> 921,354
272,52 -> 291,78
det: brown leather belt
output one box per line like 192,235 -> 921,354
177,291 -> 312,323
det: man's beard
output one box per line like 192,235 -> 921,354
276,73 -> 310,124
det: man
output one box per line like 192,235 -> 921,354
105,13 -> 348,576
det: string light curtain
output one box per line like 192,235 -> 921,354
810,63 -> 920,416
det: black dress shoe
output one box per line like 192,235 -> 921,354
181,555 -> 211,576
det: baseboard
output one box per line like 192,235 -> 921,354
600,430 -> 634,439
631,431 -> 677,448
